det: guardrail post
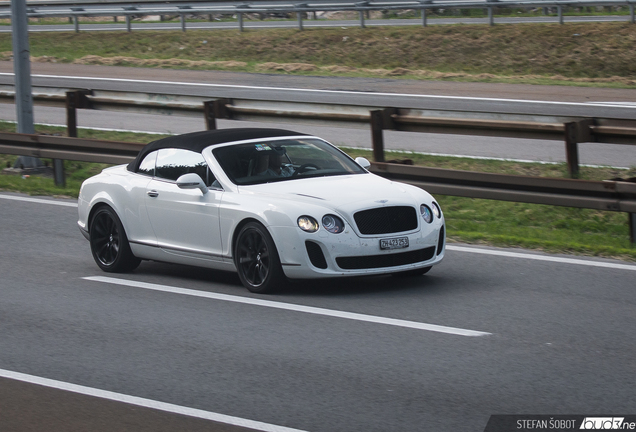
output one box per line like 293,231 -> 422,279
630,213 -> 636,244
73,16 -> 79,33
359,11 -> 365,28
238,13 -> 244,31
203,99 -> 232,130
564,119 -> 593,179
630,3 -> 635,24
421,9 -> 427,26
124,7 -> 137,32
298,12 -> 304,30
370,108 -> 397,163
61,90 -> 93,186
558,5 -> 564,24
180,14 -> 186,32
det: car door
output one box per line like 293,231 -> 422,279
145,148 -> 224,262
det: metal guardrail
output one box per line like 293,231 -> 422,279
1,0 -> 634,30
1,130 -> 635,242
0,86 -> 635,242
1,85 -> 635,178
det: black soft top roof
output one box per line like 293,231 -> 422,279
127,128 -> 308,172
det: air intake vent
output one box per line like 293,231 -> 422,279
336,246 -> 435,270
305,241 -> 328,269
354,206 -> 418,235
437,225 -> 445,256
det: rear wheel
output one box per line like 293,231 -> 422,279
89,206 -> 141,273
234,222 -> 285,294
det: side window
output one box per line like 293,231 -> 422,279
137,151 -> 157,177
155,149 -> 215,186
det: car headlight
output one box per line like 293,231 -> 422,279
420,204 -> 433,224
298,216 -> 319,232
432,202 -> 442,219
322,214 -> 345,234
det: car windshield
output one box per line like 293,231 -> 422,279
213,138 -> 367,185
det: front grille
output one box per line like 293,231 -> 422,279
336,246 -> 435,270
305,241 -> 328,269
354,206 -> 418,235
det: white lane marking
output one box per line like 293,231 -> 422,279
0,368 -> 306,432
0,193 -> 78,207
0,72 -> 633,110
447,245 -> 636,271
83,275 -> 491,337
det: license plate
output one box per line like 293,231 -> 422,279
380,237 -> 409,250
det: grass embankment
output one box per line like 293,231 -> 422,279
1,122 -> 635,260
1,22 -> 635,86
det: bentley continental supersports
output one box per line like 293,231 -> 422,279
78,129 -> 445,293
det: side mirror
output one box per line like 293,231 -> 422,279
176,173 -> 208,194
355,157 -> 371,169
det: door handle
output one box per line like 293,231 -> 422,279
147,190 -> 159,198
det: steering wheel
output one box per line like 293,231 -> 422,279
292,163 -> 320,176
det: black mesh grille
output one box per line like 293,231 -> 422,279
336,246 -> 435,270
436,225 -> 445,256
305,241 -> 328,269
354,206 -> 418,235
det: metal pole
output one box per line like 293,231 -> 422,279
558,5 -> 563,24
421,8 -> 427,27
359,10 -> 365,28
629,212 -> 636,245
11,0 -> 40,170
488,6 -> 494,25
630,4 -> 635,24
180,14 -> 186,32
11,0 -> 34,135
238,13 -> 244,32
297,12 -> 303,30
125,15 -> 131,32
73,16 -> 79,33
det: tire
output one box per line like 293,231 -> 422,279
234,222 -> 286,294
89,206 -> 141,273
392,266 -> 432,278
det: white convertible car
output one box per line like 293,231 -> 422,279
78,129 -> 445,293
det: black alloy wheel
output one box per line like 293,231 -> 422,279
235,222 -> 285,293
89,206 -> 141,273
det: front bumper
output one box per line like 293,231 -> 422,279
275,222 -> 445,279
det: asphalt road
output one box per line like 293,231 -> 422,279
1,192 -> 635,431
1,63 -> 636,167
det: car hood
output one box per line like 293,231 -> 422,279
239,173 -> 425,213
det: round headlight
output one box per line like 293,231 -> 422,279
420,204 -> 433,224
432,202 -> 442,219
298,216 -> 319,233
322,214 -> 345,234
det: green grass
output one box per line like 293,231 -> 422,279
1,121 -> 634,260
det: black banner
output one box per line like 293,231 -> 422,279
484,415 -> 636,432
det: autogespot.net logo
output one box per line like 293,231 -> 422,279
580,418 -> 635,430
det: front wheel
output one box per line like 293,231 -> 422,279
89,206 -> 141,273
234,222 -> 286,294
